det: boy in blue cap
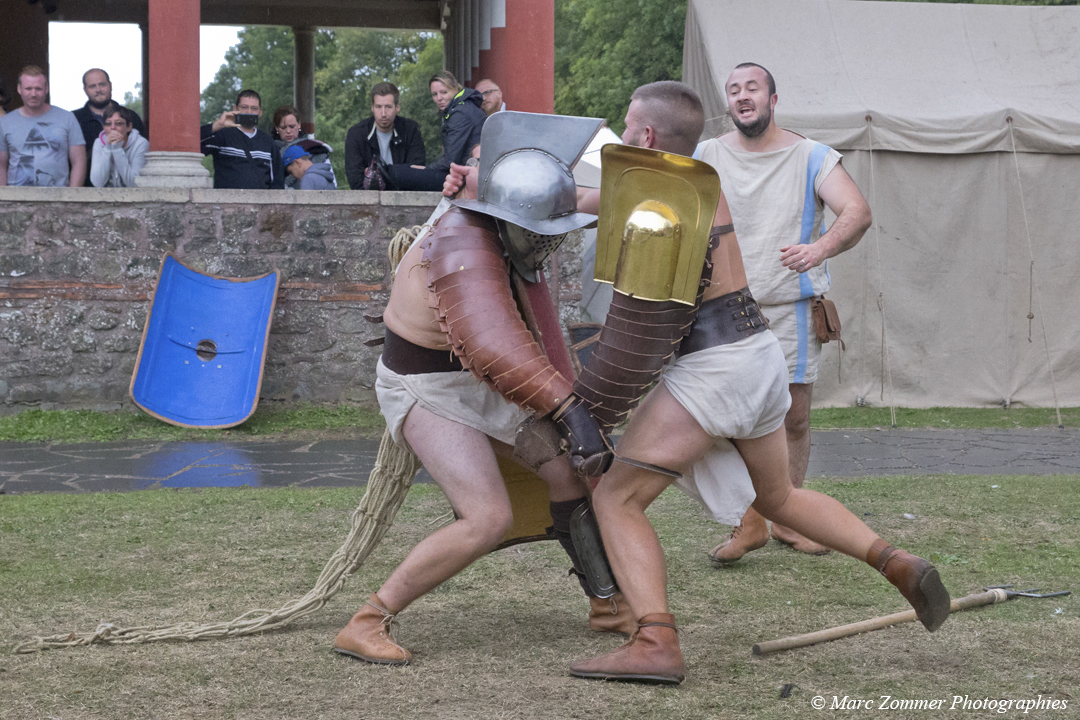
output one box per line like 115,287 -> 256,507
282,144 -> 335,190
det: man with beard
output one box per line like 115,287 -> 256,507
697,62 -> 872,563
74,68 -> 147,185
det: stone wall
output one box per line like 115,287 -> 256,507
0,187 -> 588,414
0,187 -> 442,412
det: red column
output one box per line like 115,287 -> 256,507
146,0 -> 201,152
475,0 -> 554,114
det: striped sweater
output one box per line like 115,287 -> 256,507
200,125 -> 284,190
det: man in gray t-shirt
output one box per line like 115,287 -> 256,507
0,67 -> 86,187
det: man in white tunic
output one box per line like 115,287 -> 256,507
697,63 -> 872,562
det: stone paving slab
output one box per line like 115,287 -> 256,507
2,428 -> 1079,495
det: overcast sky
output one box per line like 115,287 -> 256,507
47,22 -> 242,112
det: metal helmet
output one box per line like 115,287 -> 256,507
454,111 -> 605,281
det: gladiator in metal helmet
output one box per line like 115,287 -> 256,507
453,111 -> 605,281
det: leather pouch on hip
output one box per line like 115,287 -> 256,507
811,296 -> 845,350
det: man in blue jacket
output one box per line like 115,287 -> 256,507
344,82 -> 425,190
201,90 -> 284,190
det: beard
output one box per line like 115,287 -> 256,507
89,97 -> 112,111
732,103 -> 771,139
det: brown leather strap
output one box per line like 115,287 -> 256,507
381,327 -> 462,375
638,621 -> 678,632
870,539 -> 896,575
710,223 -> 735,238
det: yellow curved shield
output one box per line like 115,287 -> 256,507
594,145 -> 721,306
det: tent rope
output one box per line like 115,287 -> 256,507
866,117 -> 898,427
1006,119 -> 1064,428
13,229 -> 429,654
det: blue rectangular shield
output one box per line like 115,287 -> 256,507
130,254 -> 280,428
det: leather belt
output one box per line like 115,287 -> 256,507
678,287 -> 767,356
382,327 -> 463,375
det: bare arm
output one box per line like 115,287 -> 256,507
576,187 -> 600,216
779,163 -> 871,273
211,111 -> 238,134
0,151 -> 8,185
68,144 -> 87,188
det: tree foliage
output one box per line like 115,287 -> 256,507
554,0 -> 687,134
200,27 -> 444,184
198,0 -> 1072,182
123,83 -> 143,117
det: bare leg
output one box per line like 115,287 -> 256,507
735,426 -> 951,631
591,384 -> 716,617
734,426 -> 878,559
769,382 -> 831,554
375,406 -> 516,613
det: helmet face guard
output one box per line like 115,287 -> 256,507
496,219 -> 569,282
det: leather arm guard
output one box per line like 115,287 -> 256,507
425,208 -> 613,473
424,207 -> 574,416
572,296 -> 695,430
572,228 -> 722,430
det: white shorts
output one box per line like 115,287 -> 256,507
660,331 -> 792,525
762,299 -> 821,385
375,357 -> 528,450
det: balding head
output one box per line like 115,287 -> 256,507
622,81 -> 704,157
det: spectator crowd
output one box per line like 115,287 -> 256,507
0,64 -> 500,192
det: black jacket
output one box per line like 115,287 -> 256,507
74,102 -> 147,187
200,124 -> 285,190
428,88 -> 486,174
344,116 -> 426,190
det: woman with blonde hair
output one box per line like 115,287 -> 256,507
383,70 -> 486,191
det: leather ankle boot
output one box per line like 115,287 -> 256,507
570,612 -> 686,685
589,592 -> 637,637
333,593 -> 411,665
867,539 -> 951,632
709,516 -> 769,566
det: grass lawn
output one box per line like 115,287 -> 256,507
0,404 -> 386,444
2,405 -> 1078,445
810,406 -> 1080,430
1,475 -> 1077,719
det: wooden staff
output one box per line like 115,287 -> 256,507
752,588 -> 1009,656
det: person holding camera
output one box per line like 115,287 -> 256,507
200,89 -> 284,190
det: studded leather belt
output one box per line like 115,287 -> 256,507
678,287 -> 767,356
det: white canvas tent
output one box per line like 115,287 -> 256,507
683,0 -> 1080,409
